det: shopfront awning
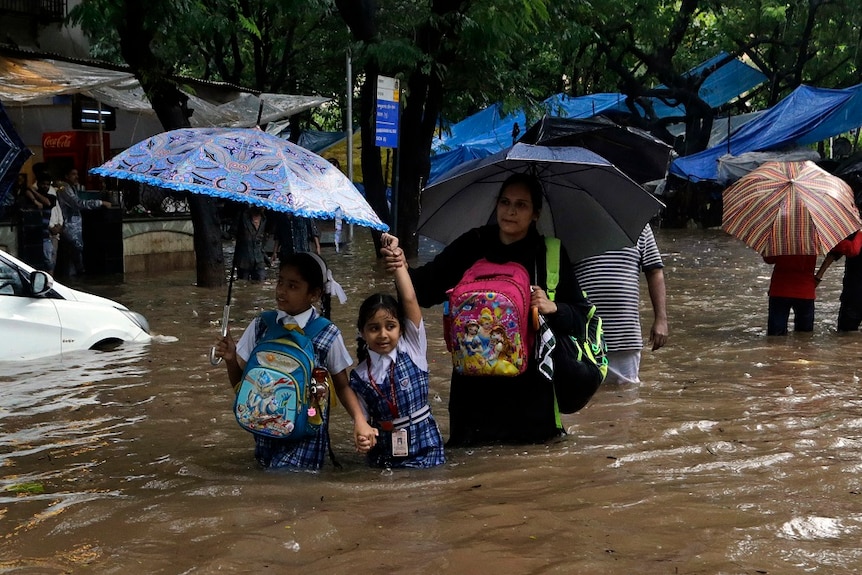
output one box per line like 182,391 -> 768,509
0,54 -> 329,127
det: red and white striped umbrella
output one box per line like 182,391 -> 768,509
722,160 -> 862,256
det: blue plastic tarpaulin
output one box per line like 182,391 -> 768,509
429,93 -> 626,183
670,84 -> 862,182
429,53 -> 765,184
631,52 -> 767,118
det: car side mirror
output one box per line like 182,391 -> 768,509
29,271 -> 53,296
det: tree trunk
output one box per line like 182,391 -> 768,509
117,0 -> 225,288
188,195 -> 227,285
335,0 -> 390,255
397,64 -> 444,257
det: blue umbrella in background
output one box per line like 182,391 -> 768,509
0,101 -> 33,208
91,127 -> 387,231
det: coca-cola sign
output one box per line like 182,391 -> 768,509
42,132 -> 75,149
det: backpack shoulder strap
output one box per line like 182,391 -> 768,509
544,236 -> 561,302
302,314 -> 331,340
255,310 -> 283,344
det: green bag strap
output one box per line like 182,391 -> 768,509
544,236 -> 565,430
544,236 -> 561,302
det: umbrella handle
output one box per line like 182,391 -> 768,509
531,306 -> 539,331
209,304 -> 231,366
210,266 -> 236,366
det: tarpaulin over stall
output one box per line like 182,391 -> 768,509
671,84 -> 862,182
0,54 -> 329,127
429,53 -> 765,184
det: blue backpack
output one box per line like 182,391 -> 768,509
233,311 -> 330,439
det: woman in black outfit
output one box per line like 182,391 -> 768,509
383,173 -> 592,446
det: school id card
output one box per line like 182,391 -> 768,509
392,428 -> 408,457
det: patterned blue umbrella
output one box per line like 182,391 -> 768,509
0,102 -> 33,207
91,127 -> 388,230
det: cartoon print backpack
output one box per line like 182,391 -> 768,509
233,311 -> 331,439
542,237 -> 608,413
444,259 -> 532,376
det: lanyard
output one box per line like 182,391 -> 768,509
366,356 -> 399,420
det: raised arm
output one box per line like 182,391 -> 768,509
381,233 -> 421,327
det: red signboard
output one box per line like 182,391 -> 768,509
41,131 -> 110,190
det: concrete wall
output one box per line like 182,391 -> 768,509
122,219 -> 196,274
0,217 -> 196,274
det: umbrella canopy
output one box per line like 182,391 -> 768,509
91,127 -> 387,231
0,101 -> 33,205
722,160 -> 862,256
418,143 -> 665,262
518,115 -> 673,185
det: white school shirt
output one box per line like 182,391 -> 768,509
353,318 -> 428,385
235,307 -> 353,375
43,186 -> 64,231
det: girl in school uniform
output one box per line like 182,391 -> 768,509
350,233 -> 445,468
215,252 -> 375,470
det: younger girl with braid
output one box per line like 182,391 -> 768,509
349,233 -> 445,468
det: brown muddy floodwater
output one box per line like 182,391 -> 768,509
2,227 -> 862,574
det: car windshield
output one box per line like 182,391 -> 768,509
0,258 -> 26,296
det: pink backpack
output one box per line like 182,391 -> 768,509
444,259 -> 533,377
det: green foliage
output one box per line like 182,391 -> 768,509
73,0 -> 862,140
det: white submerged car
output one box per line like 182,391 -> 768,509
0,249 -> 152,361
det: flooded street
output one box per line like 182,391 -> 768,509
2,227 -> 862,574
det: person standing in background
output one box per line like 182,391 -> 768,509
233,205 -> 268,282
1,173 -> 28,220
270,212 -> 320,262
573,225 -> 668,384
56,166 -> 110,277
815,230 -> 862,331
22,171 -> 58,271
762,254 -> 817,335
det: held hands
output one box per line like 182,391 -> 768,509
354,422 -> 378,453
380,232 -> 406,272
530,286 -> 557,315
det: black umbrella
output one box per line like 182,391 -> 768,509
418,143 -> 665,262
518,115 -> 673,185
0,101 -> 33,205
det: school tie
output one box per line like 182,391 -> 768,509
281,315 -> 301,332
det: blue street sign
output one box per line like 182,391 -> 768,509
375,76 -> 400,148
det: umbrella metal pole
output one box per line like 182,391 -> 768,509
209,265 -> 235,366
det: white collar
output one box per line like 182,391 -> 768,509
363,346 -> 399,385
367,347 -> 398,366
275,307 -> 314,329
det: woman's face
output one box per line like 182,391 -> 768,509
496,182 -> 537,244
